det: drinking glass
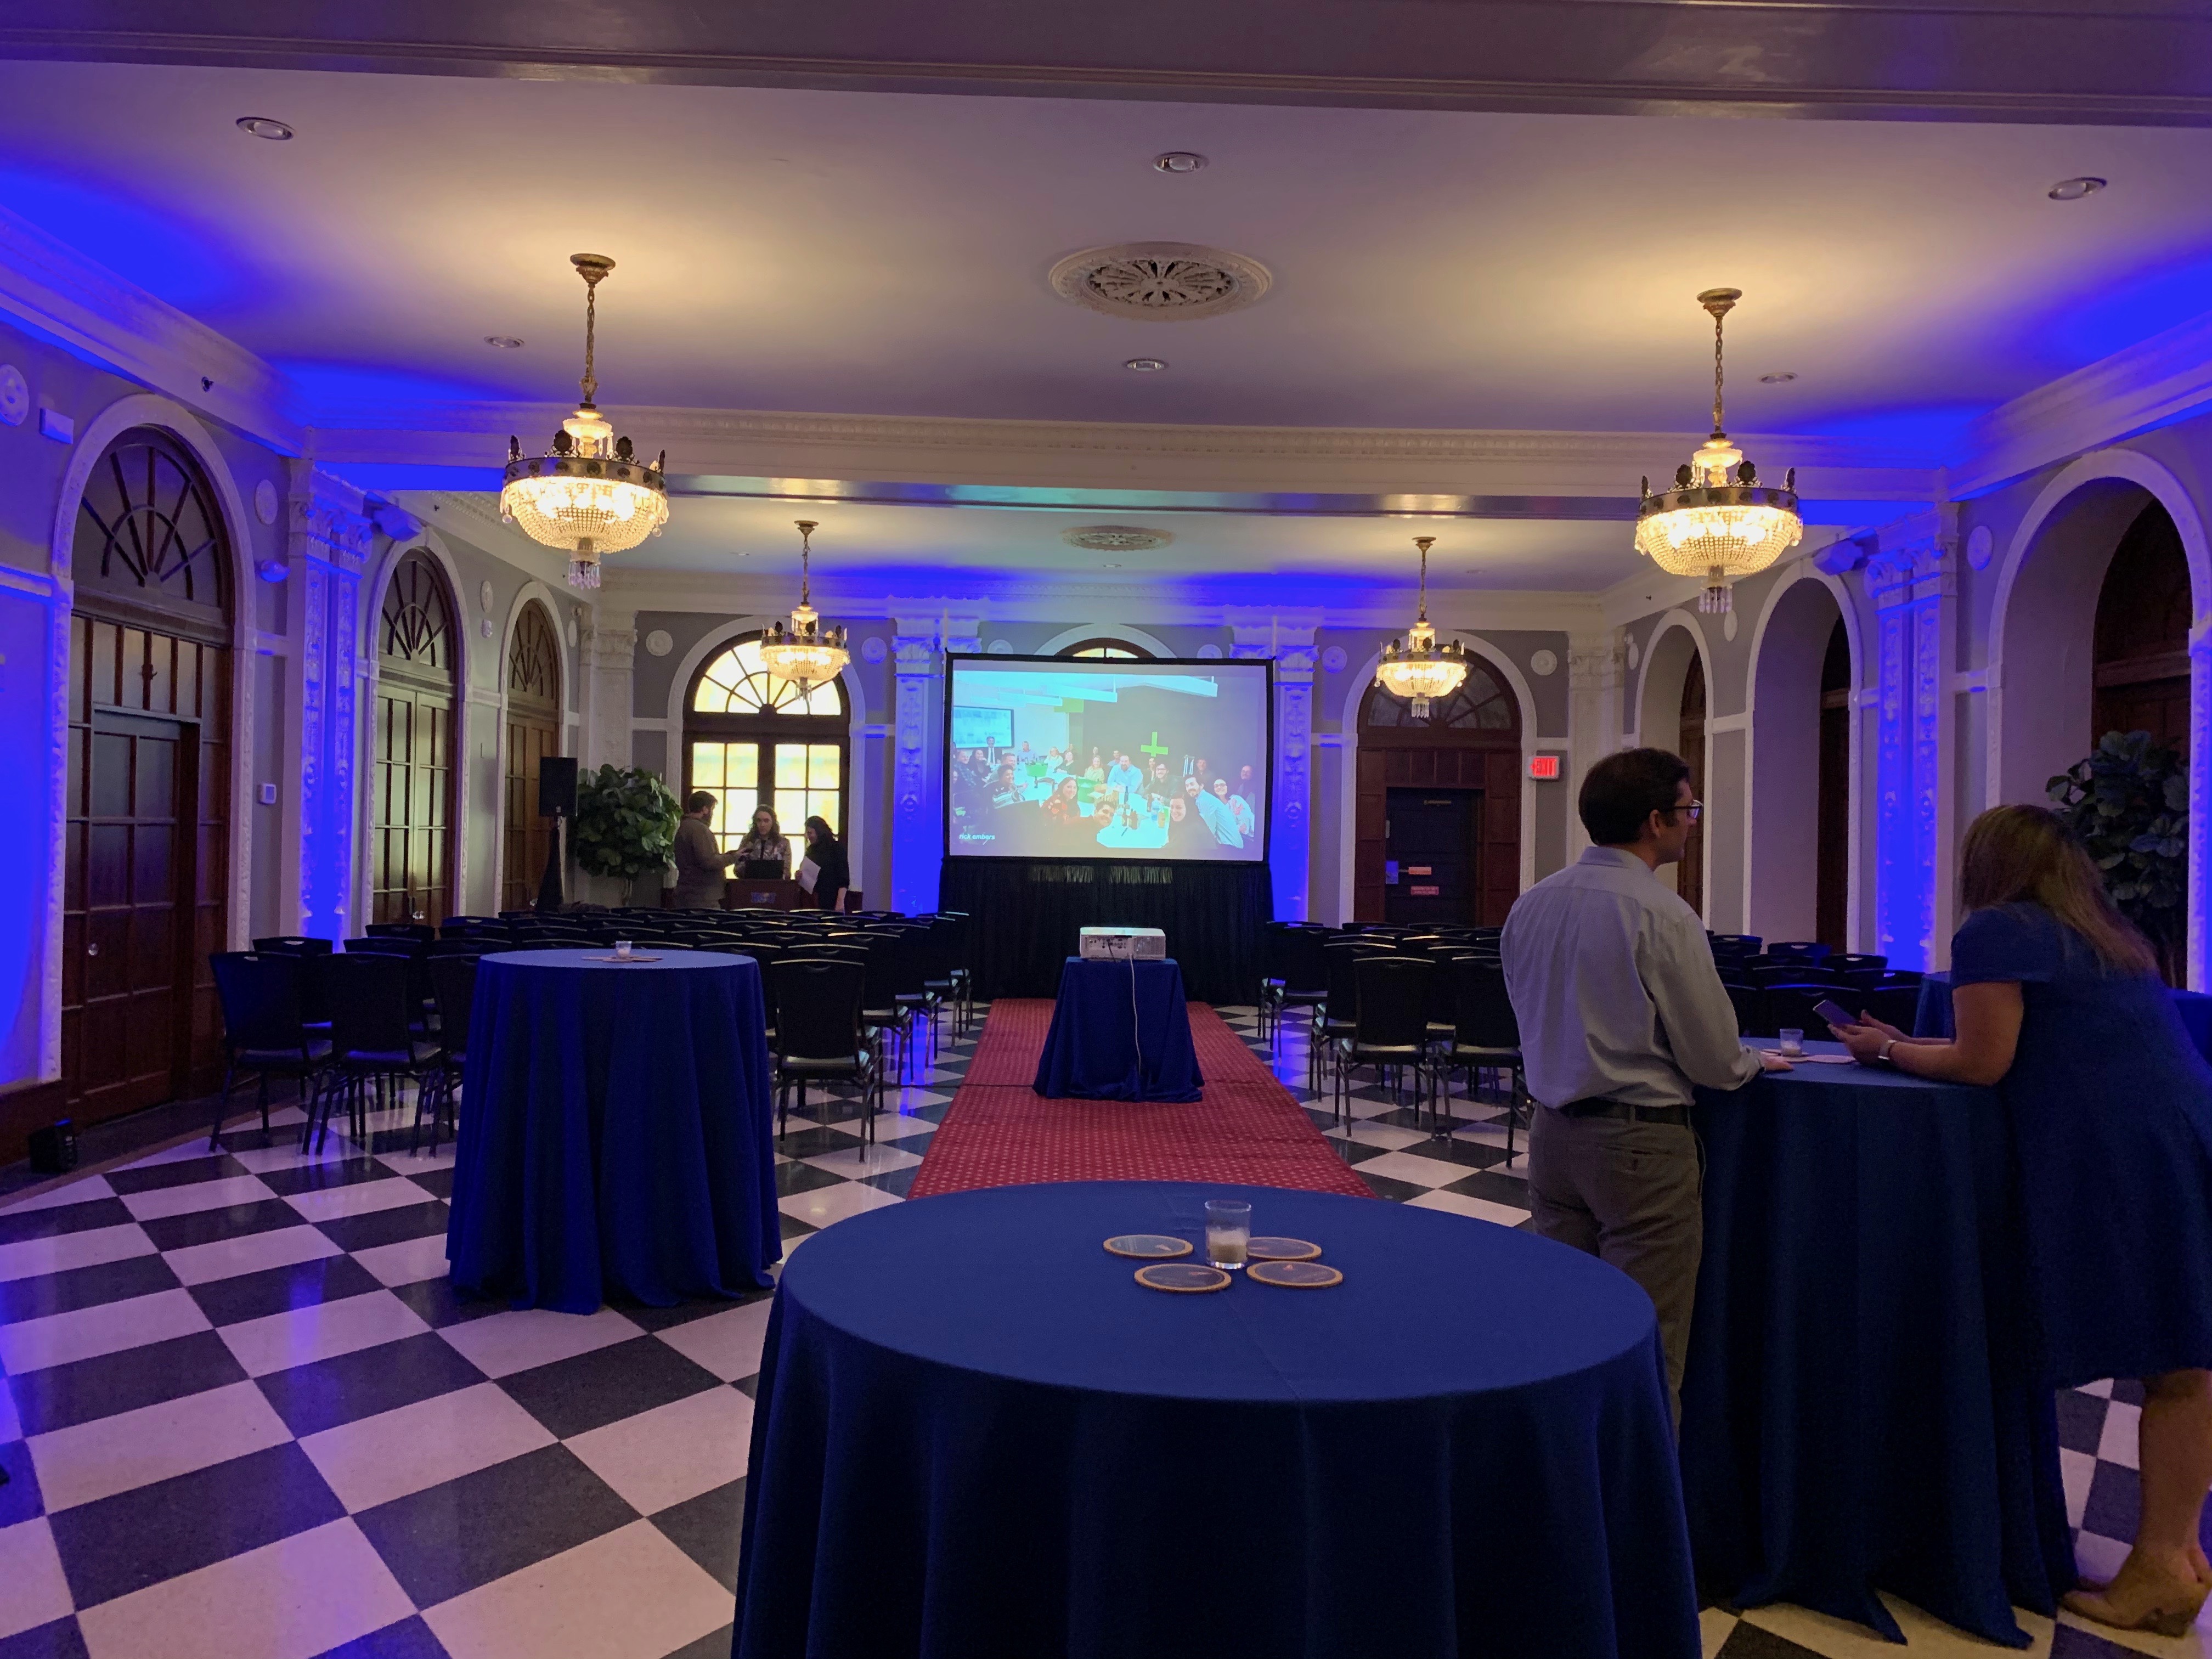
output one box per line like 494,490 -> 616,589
1778,1027 -> 1804,1057
614,940 -> 634,961
1204,1199 -> 1251,1271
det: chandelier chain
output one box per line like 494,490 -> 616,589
1711,305 -> 1725,438
1414,534 -> 1434,622
797,519 -> 817,606
578,267 -> 601,408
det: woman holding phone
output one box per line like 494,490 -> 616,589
1832,805 -> 2212,1635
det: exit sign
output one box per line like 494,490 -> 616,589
1528,754 -> 1562,780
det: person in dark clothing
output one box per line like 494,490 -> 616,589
803,815 -> 850,912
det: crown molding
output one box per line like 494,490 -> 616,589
605,563 -> 1600,633
1951,308 -> 2212,500
309,403 -> 1938,503
0,204 -> 298,454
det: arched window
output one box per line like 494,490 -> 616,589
372,549 -> 458,926
503,601 -> 565,911
2093,501 -> 2191,752
1058,638 -> 1154,660
1355,659 -> 1522,927
685,635 -> 850,853
64,427 -> 236,1121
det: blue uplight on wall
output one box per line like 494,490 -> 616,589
0,169 -> 240,310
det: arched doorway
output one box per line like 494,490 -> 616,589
1678,653 -> 1707,918
1059,639 -> 1154,659
685,634 -> 850,856
2093,501 -> 2190,749
1818,619 -> 1852,946
63,426 -> 235,1120
502,601 -> 565,911
1354,666 -> 1521,924
371,549 -> 458,927
1747,577 -> 1853,946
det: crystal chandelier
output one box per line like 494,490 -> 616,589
1374,535 -> 1468,719
500,254 -> 668,590
1634,287 -> 1801,614
759,519 -> 849,693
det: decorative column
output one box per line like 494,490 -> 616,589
1231,614 -> 1319,921
890,615 -> 978,915
1863,509 -> 1956,970
1565,630 -> 1628,855
576,606 -> 637,775
286,465 -> 374,940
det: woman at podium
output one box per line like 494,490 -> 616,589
735,805 -> 792,880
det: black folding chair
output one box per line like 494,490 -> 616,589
1314,940 -> 1391,1096
1434,956 -> 1529,1153
208,951 -> 332,1150
313,953 -> 443,1153
1334,956 -> 1435,1127
366,922 -> 437,944
771,957 -> 878,1142
415,954 -> 478,1153
1765,983 -> 1843,1043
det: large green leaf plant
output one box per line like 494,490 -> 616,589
2048,729 -> 2190,981
573,764 -> 680,882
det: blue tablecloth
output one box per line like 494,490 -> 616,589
1032,956 -> 1203,1101
1685,1042 -> 2072,1646
1916,969 -> 2212,1058
734,1181 -> 1697,1659
448,949 -> 779,1313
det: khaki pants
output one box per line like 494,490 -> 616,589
1526,1104 -> 1703,1425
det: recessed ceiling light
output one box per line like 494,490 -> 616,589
1124,357 -> 1169,372
1759,371 -> 1798,383
236,116 -> 294,141
2048,176 -> 2107,201
484,336 -> 524,349
1153,151 -> 1207,174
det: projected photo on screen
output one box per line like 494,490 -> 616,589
945,656 -> 1271,862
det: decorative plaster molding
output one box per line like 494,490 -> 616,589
1953,308 -> 2212,500
0,205 -> 297,453
321,404 -> 1939,502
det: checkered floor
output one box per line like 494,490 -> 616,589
0,1003 -> 2194,1658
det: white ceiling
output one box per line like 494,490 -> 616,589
5,60 -> 2209,591
3,62 -> 2210,442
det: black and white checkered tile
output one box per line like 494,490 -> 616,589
0,1005 -> 2191,1659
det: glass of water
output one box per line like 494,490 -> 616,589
1778,1027 -> 1804,1057
614,940 -> 634,961
1204,1199 -> 1251,1271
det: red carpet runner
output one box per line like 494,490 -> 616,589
909,1000 -> 1373,1198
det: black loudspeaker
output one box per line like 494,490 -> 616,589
28,1119 -> 78,1175
538,756 -> 578,819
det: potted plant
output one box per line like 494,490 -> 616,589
2049,729 -> 2190,984
573,764 -> 680,907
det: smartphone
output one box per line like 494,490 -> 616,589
1812,997 -> 1857,1030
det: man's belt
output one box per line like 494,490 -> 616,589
1558,1097 -> 1690,1126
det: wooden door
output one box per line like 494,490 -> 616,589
1678,652 -> 1707,918
62,427 -> 233,1125
1354,669 -> 1521,924
1815,619 -> 1852,949
503,602 -> 563,911
2093,503 -> 2191,753
372,550 -> 457,927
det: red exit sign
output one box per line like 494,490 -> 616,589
1528,754 -> 1562,780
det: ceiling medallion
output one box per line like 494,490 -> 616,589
1633,288 -> 1802,615
1062,526 -> 1172,553
1374,535 -> 1468,720
499,254 -> 669,590
1048,242 -> 1272,322
759,520 -> 849,693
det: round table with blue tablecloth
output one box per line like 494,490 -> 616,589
447,949 -> 779,1313
734,1180 -> 1699,1659
1685,1040 -> 2073,1646
1915,967 -> 2212,1060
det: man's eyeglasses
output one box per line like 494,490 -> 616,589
1660,799 -> 1703,823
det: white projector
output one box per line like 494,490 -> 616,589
1079,926 -> 1166,961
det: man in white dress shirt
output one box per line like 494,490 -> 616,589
1501,747 -> 1787,1420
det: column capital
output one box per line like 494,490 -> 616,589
287,464 -> 374,576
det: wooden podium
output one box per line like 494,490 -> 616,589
718,877 -> 812,912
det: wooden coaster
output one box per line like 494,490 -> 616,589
1135,1263 -> 1232,1293
1246,1237 -> 1322,1262
1104,1234 -> 1193,1259
1248,1260 -> 1344,1289
583,953 -> 662,963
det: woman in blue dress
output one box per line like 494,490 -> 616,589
1835,804 -> 2212,1637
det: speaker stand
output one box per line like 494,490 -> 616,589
536,815 -> 566,913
